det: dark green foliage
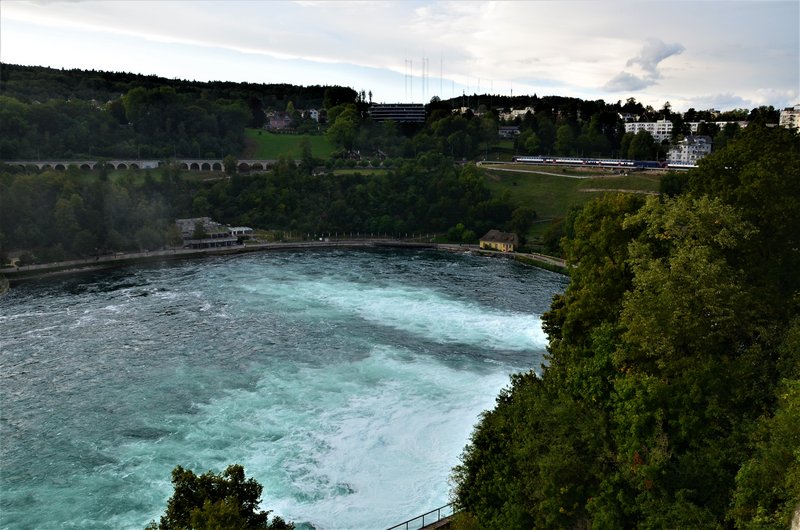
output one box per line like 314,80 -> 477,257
0,63 -> 357,159
0,153 -> 515,262
189,157 -> 511,238
627,129 -> 657,160
454,373 -> 612,530
146,464 -> 293,530
0,168 -> 190,262
730,378 -> 800,529
453,126 -> 800,528
688,124 -> 800,309
658,170 -> 688,197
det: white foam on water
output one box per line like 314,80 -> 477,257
114,345 -> 513,530
1,252 -> 564,529
244,276 -> 548,353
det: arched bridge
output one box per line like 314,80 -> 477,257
1,159 -> 280,172
3,159 -> 160,171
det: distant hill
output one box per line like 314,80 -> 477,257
0,63 -> 354,111
0,63 -> 357,160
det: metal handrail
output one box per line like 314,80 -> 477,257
385,503 -> 455,530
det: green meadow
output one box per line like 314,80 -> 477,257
481,163 -> 662,221
242,129 -> 336,159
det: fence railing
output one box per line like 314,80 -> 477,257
386,503 -> 455,530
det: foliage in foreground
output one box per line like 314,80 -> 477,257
145,464 -> 294,530
452,124 -> 800,529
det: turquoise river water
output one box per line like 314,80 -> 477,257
0,249 -> 566,529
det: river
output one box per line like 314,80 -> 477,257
0,248 -> 566,529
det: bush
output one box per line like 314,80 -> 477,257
146,464 -> 294,530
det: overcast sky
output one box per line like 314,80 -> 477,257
1,0 -> 798,111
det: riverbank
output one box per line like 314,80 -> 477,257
0,240 -> 566,286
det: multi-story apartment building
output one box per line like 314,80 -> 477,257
624,119 -> 673,142
667,135 -> 712,166
369,103 -> 426,123
687,121 -> 748,133
779,104 -> 800,130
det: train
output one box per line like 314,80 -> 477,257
509,156 -> 696,170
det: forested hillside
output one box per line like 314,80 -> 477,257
452,124 -> 800,529
0,154 -> 527,264
1,63 -> 780,164
0,63 -> 357,159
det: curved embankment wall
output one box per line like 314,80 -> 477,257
0,241 -> 565,285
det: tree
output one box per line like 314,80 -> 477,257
452,125 -> 800,529
627,129 -> 655,160
327,107 -> 360,154
223,155 -> 238,176
610,195 -> 769,524
146,464 -> 294,530
535,115 -> 557,153
688,124 -> 800,307
192,221 -> 208,240
323,86 -> 357,109
508,206 -> 537,236
298,136 -> 313,174
554,124 -> 574,155
730,375 -> 800,529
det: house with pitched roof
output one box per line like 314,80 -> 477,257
479,230 -> 519,252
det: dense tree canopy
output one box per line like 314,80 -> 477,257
452,125 -> 800,529
0,63 -> 358,160
0,64 -> 785,166
0,152 -> 516,264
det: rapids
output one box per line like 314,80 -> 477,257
0,249 -> 566,529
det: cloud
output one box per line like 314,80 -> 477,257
603,39 -> 684,92
626,39 -> 685,77
686,93 -> 752,111
2,1 -> 797,110
603,71 -> 655,92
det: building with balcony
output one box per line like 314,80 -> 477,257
175,217 -> 241,249
624,119 -> 673,142
369,103 -> 426,123
667,135 -> 712,166
779,104 -> 800,130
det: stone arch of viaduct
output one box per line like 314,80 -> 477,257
2,159 -> 279,172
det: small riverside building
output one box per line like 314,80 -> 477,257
175,217 -> 240,249
479,230 -> 519,252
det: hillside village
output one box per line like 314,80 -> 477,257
2,64 -> 798,171
264,99 -> 800,167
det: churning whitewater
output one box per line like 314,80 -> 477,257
0,249 -> 567,530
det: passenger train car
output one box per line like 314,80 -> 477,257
510,156 -> 694,170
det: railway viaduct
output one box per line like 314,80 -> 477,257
1,159 -> 280,172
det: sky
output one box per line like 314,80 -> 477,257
1,0 -> 798,112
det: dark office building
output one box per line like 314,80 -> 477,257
369,103 -> 426,123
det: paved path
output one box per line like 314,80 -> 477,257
481,165 -> 590,179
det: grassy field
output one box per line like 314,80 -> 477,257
242,129 -> 336,159
481,163 -> 662,220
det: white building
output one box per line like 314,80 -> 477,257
687,121 -> 748,133
499,107 -> 535,121
624,119 -> 673,142
667,135 -> 712,166
228,226 -> 254,238
779,104 -> 800,130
